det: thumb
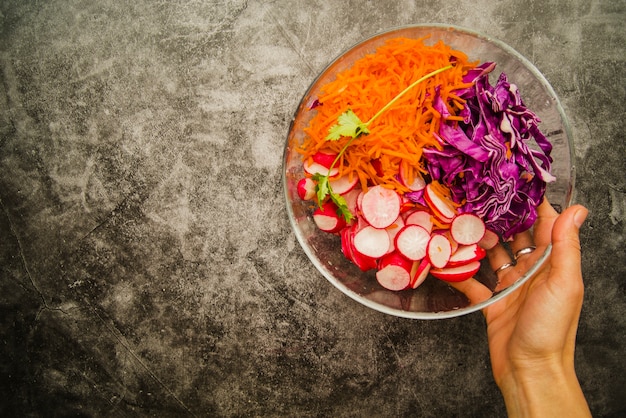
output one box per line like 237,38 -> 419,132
548,204 -> 588,289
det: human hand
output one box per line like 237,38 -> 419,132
451,199 -> 592,417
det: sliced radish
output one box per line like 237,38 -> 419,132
430,261 -> 481,282
353,225 -> 390,258
329,174 -> 359,195
313,202 -> 346,233
394,224 -> 430,261
341,224 -> 377,271
427,233 -> 452,268
312,151 -> 337,168
478,228 -> 500,250
297,177 -> 316,201
304,160 -> 339,177
360,185 -> 401,229
371,158 -> 384,177
342,187 -> 361,219
399,160 -> 426,191
376,252 -> 413,291
447,244 -> 487,267
404,210 -> 433,233
424,183 -> 456,223
385,216 -> 405,253
450,213 -> 486,245
409,258 -> 431,289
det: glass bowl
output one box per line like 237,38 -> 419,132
283,24 -> 574,319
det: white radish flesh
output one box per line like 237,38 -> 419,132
399,160 -> 426,191
353,225 -> 390,259
297,178 -> 316,201
450,213 -> 486,245
376,252 -> 413,291
430,260 -> 481,282
410,258 -> 431,289
447,244 -> 486,267
360,185 -> 401,229
404,210 -> 433,233
394,224 -> 430,261
424,183 -> 456,223
427,233 -> 452,268
313,202 -> 346,233
329,174 -> 359,195
304,160 -> 339,177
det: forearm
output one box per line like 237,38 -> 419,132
498,362 -> 591,418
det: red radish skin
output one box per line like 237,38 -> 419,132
311,151 -> 337,168
394,224 -> 430,261
297,178 -> 316,201
424,184 -> 456,223
303,160 -> 339,177
353,225 -> 390,258
450,213 -> 486,245
410,258 -> 431,289
376,252 -> 413,291
478,229 -> 500,250
341,225 -> 377,271
313,202 -> 346,233
360,185 -> 401,229
427,234 -> 452,268
430,261 -> 481,282
447,244 -> 487,267
329,174 -> 359,195
404,210 -> 433,233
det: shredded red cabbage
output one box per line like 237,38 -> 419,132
423,62 -> 555,240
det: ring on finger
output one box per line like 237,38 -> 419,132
514,246 -> 536,260
494,261 -> 515,274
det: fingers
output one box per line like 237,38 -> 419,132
533,198 -> 559,247
448,278 -> 493,305
547,204 -> 588,292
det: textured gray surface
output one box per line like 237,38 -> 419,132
0,0 -> 624,417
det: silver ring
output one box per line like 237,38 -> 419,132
514,246 -> 536,260
495,261 -> 515,274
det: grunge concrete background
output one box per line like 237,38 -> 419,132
1,0 -> 624,416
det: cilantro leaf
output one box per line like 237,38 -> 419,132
312,173 -> 330,206
326,109 -> 370,141
330,192 -> 354,222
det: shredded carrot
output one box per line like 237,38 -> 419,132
298,37 -> 478,195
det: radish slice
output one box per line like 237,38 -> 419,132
431,261 -> 481,282
353,225 -> 390,258
376,252 -> 413,291
342,187 -> 361,219
450,213 -> 486,245
478,228 -> 500,250
360,185 -> 401,229
297,178 -> 316,201
313,202 -> 346,233
312,151 -> 337,168
424,183 -> 456,223
394,224 -> 430,261
427,233 -> 452,268
447,244 -> 487,267
399,160 -> 426,191
404,210 -> 433,233
385,216 -> 405,254
329,174 -> 359,195
341,224 -> 377,271
409,258 -> 431,289
304,160 -> 339,177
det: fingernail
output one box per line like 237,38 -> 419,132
574,207 -> 588,228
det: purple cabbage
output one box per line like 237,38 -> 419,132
423,63 -> 554,240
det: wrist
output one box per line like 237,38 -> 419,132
498,359 -> 591,418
